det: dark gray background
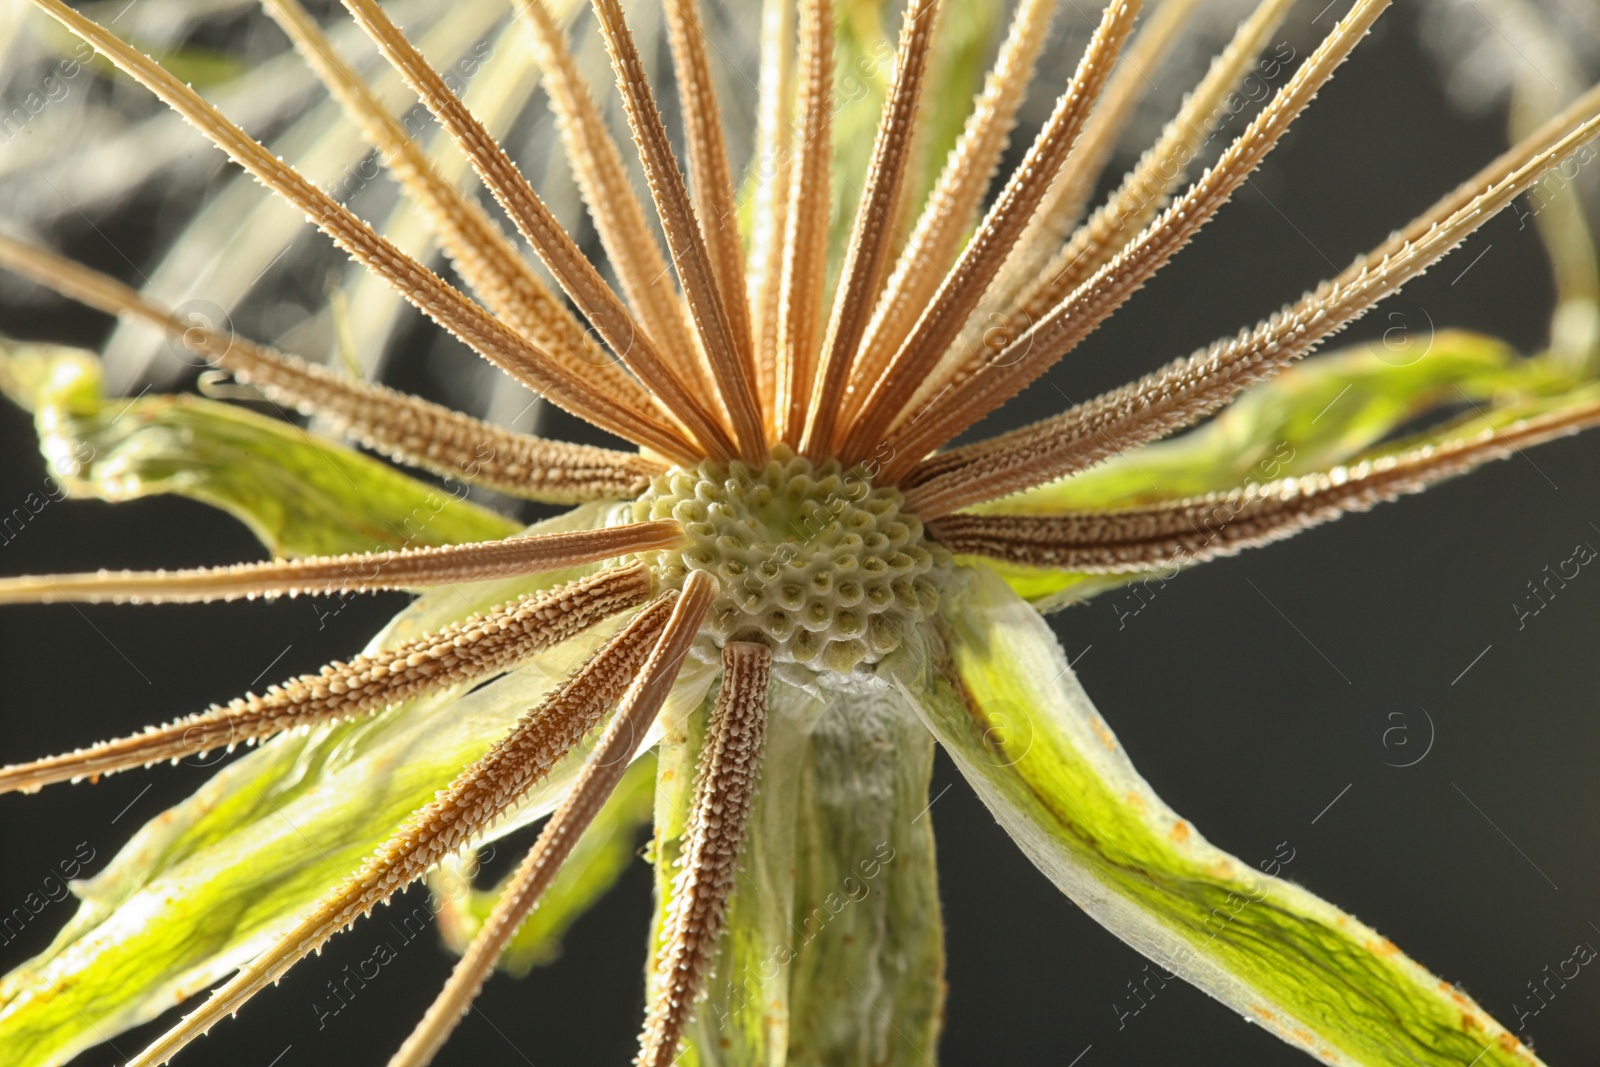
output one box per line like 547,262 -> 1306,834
3,2 -> 1599,1064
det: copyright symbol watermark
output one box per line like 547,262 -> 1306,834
1375,305 -> 1434,367
977,697 -> 1034,768
165,298 -> 235,369
977,304 -> 1035,369
580,319 -> 633,368
1380,707 -> 1434,768
180,708 -> 237,768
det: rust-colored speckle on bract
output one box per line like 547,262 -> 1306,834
1090,716 -> 1118,751
1497,1031 -> 1530,1055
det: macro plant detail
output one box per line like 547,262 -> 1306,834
0,0 -> 1598,1065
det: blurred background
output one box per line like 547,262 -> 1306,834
2,0 -> 1599,1063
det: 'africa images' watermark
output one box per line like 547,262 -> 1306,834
310,845 -> 495,1030
2,441 -> 95,549
0,41 -> 95,148
1111,840 -> 1296,1031
1512,531 -> 1596,630
0,842 -> 97,947
1512,933 -> 1597,1035
710,840 -> 897,1031
1514,141 -> 1599,232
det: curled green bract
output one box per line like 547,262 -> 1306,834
0,343 -> 518,557
890,565 -> 1538,1067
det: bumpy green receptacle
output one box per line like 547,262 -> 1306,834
632,448 -> 948,674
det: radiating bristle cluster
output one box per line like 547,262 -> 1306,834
4,0 -> 1600,1063
632,448 -> 947,673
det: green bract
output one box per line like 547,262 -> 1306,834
893,566 -> 1537,1067
0,343 -> 518,557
